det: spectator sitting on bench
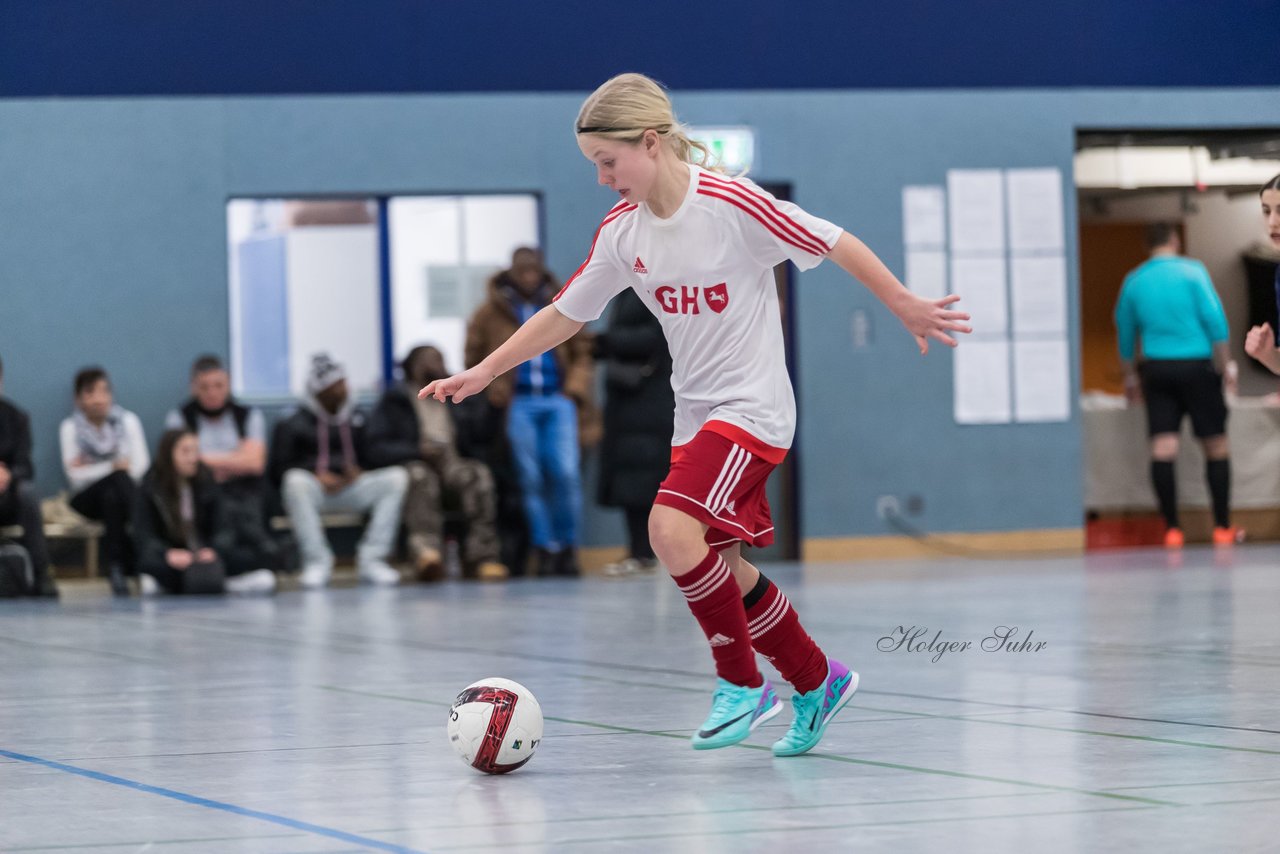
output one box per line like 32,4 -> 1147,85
133,429 -> 277,596
368,345 -> 508,582
59,366 -> 148,597
268,353 -> 407,589
0,354 -> 59,597
165,354 -> 278,569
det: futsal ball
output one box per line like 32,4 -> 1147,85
447,678 -> 543,774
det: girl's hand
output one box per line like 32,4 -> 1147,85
1245,323 -> 1274,362
166,549 -> 193,570
897,293 -> 972,355
419,366 -> 496,404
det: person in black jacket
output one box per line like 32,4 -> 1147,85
269,353 -> 408,589
133,429 -> 276,595
165,355 -> 278,570
0,355 -> 59,597
368,346 -> 507,582
593,288 -> 675,576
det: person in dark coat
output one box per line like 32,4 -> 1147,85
593,287 -> 675,576
0,355 -> 59,597
367,345 -> 507,582
133,429 -> 276,595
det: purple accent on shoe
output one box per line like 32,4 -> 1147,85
822,659 -> 853,724
756,680 -> 778,720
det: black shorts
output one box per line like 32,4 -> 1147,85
1138,359 -> 1227,438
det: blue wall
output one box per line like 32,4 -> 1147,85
5,1 -> 1279,95
3,87 -> 1279,544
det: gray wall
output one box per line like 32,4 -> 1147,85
3,88 -> 1279,545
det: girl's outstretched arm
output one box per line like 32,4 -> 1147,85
420,305 -> 584,402
827,231 -> 972,354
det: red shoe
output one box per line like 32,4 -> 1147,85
1213,526 -> 1244,546
1164,528 -> 1185,549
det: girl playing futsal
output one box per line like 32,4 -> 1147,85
423,73 -> 970,755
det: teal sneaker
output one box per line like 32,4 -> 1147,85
772,659 -> 859,757
690,677 -> 782,750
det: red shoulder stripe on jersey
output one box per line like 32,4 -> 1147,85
697,188 -> 826,257
554,203 -> 638,302
698,173 -> 832,254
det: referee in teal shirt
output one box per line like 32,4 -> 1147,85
1114,223 -> 1239,548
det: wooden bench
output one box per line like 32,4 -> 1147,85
0,521 -> 107,577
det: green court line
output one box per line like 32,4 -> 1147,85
848,704 -> 1280,757
369,791 -> 1055,834
427,804 -> 1159,851
1105,775 -> 1280,792
98,610 -> 1280,738
1197,794 -> 1280,806
561,670 -> 1280,757
316,685 -> 1181,807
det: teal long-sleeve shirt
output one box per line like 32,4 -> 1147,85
1114,256 -> 1228,361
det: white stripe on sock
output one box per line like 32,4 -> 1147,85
752,599 -> 792,636
748,594 -> 787,635
679,558 -> 732,602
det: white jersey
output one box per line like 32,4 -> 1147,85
553,163 -> 842,459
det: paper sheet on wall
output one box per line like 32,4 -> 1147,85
1013,338 -> 1070,422
902,185 -> 946,248
906,250 -> 948,300
1010,254 -> 1068,335
951,256 -> 1007,336
947,170 -> 1005,253
954,339 -> 1011,424
1006,168 -> 1065,252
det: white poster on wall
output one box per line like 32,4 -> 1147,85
1010,254 -> 1068,336
903,185 -> 946,248
1013,338 -> 1071,422
954,339 -> 1012,424
947,169 -> 1005,253
906,250 -> 948,300
951,256 -> 1007,336
1006,168 -> 1066,252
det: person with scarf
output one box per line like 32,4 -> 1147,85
268,353 -> 408,588
164,354 -> 278,569
59,366 -> 149,596
133,429 -> 277,595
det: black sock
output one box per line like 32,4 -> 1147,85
742,573 -> 771,609
1207,459 -> 1231,529
1151,460 -> 1178,529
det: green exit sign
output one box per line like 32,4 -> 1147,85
689,126 -> 756,173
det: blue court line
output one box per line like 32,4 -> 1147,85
0,749 -> 430,854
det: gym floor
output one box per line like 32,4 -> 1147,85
2,545 -> 1277,852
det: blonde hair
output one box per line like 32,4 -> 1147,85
576,73 -> 725,173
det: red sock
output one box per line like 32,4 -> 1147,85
743,575 -> 828,694
673,550 -> 762,688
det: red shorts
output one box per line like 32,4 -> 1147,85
654,422 -> 785,549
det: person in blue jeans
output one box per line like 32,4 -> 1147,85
466,248 -> 600,576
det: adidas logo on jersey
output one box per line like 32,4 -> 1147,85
633,257 -> 648,274
708,633 -> 735,647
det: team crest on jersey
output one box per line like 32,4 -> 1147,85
633,257 -> 648,274
704,282 -> 729,313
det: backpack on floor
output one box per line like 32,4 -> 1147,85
0,542 -> 34,597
